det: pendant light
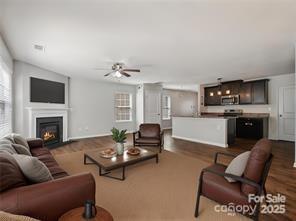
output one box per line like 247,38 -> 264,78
217,78 -> 222,95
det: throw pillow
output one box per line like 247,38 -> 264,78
12,134 -> 30,149
3,134 -> 15,143
225,151 -> 250,182
0,139 -> 13,145
0,143 -> 18,154
12,154 -> 53,183
0,153 -> 27,192
0,211 -> 40,221
12,144 -> 32,156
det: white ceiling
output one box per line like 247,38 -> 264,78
0,0 -> 295,86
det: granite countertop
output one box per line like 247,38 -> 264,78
201,112 -> 270,119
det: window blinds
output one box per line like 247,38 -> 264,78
0,65 -> 12,137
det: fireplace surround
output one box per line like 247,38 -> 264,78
36,117 -> 63,147
27,107 -> 69,146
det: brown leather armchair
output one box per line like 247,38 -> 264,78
133,123 -> 164,153
194,139 -> 273,221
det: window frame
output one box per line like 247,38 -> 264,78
162,95 -> 171,120
114,92 -> 133,122
0,63 -> 12,137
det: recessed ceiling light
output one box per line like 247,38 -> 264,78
34,44 -> 45,52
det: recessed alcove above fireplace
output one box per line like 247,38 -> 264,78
36,117 -> 63,147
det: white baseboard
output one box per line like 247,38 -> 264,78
294,162 -> 296,168
162,127 -> 172,130
69,131 -> 134,141
172,135 -> 228,148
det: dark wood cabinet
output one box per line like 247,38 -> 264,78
204,86 -> 221,106
252,80 -> 268,104
221,81 -> 241,95
204,79 -> 268,106
239,82 -> 252,104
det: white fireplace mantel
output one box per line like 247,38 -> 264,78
27,107 -> 69,141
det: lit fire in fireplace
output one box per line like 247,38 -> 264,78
43,131 -> 56,141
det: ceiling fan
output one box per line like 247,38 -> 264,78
95,62 -> 140,78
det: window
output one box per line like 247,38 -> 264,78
115,93 -> 132,122
0,64 -> 12,137
162,95 -> 171,120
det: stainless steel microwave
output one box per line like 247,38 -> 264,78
221,95 -> 239,105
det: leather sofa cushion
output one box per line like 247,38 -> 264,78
135,138 -> 160,144
241,139 -> 271,195
30,147 -> 51,157
0,153 -> 27,192
202,164 -> 250,206
31,148 -> 68,179
139,124 -> 160,138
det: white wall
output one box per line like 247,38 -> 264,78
200,73 -> 295,140
13,61 -> 69,136
162,89 -> 198,129
69,78 -> 137,139
136,84 -> 144,128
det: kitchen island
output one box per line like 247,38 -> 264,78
172,116 -> 236,148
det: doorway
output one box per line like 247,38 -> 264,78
278,86 -> 295,141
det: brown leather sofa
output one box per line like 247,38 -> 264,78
194,139 -> 273,221
0,138 -> 96,221
133,123 -> 164,153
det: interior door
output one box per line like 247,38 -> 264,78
145,89 -> 161,125
279,86 -> 295,141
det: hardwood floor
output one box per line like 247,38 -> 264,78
51,130 -> 296,221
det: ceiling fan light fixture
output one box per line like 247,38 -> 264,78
113,71 -> 122,78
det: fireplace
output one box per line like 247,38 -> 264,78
36,117 -> 63,147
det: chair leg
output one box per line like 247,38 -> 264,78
253,203 -> 260,221
159,144 -> 162,153
195,173 -> 203,217
194,190 -> 201,217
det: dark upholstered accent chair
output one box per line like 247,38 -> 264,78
133,123 -> 164,153
195,139 -> 273,221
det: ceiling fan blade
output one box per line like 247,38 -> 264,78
122,69 -> 140,72
104,71 -> 115,77
120,71 -> 131,77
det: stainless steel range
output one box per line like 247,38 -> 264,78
222,109 -> 243,117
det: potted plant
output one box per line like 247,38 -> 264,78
111,127 -> 127,155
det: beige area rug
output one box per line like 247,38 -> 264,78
54,150 -> 250,221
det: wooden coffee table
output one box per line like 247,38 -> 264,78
59,206 -> 113,221
84,148 -> 158,181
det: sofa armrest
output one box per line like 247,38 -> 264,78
0,173 -> 96,221
27,138 -> 44,149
